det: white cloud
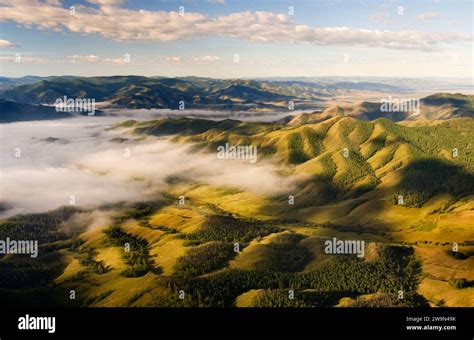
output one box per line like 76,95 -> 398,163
417,12 -> 440,22
156,55 -> 220,64
0,38 -> 17,48
0,116 -> 299,217
0,55 -> 50,63
192,55 -> 220,63
0,53 -> 125,64
0,1 -> 470,51
68,54 -> 100,63
87,0 -> 123,6
163,56 -> 182,63
67,54 -> 126,64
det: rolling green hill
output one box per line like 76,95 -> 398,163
1,111 -> 472,308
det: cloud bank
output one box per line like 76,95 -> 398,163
0,116 -> 297,217
0,0 -> 470,51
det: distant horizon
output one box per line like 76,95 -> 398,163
1,74 -> 473,81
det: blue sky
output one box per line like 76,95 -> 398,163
0,0 -> 472,78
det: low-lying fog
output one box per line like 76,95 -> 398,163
0,114 -> 299,218
104,108 -> 308,122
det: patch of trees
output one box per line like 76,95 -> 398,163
258,144 -> 277,156
114,199 -> 169,222
292,246 -> 420,294
252,289 -> 343,307
126,288 -> 153,306
353,121 -> 375,146
288,132 -> 309,164
156,269 -> 288,307
0,253 -> 65,288
319,153 -> 337,178
255,233 -> 313,272
363,134 -> 387,160
0,206 -> 81,244
322,222 -> 385,236
174,241 -> 235,277
396,158 -> 474,207
448,278 -> 473,289
78,246 -> 110,274
104,226 -> 153,277
153,245 -> 421,307
302,127 -> 324,157
334,152 -> 377,192
39,239 -> 81,255
185,215 -> 278,243
141,221 -> 178,234
447,250 -> 468,260
349,292 -> 429,307
81,289 -> 115,306
379,118 -> 474,169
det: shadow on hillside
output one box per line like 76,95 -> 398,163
257,157 -> 473,226
367,136 -> 386,149
289,174 -> 343,208
395,158 -> 474,207
362,135 -> 401,158
259,174 -> 347,221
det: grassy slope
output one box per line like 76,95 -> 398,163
110,115 -> 474,306
127,116 -> 474,242
1,114 -> 473,307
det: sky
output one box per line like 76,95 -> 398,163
0,0 -> 472,78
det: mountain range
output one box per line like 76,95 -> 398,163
0,99 -> 72,123
286,93 -> 474,124
0,75 -> 409,111
1,76 -> 473,123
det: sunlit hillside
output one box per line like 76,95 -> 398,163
1,113 -> 472,308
